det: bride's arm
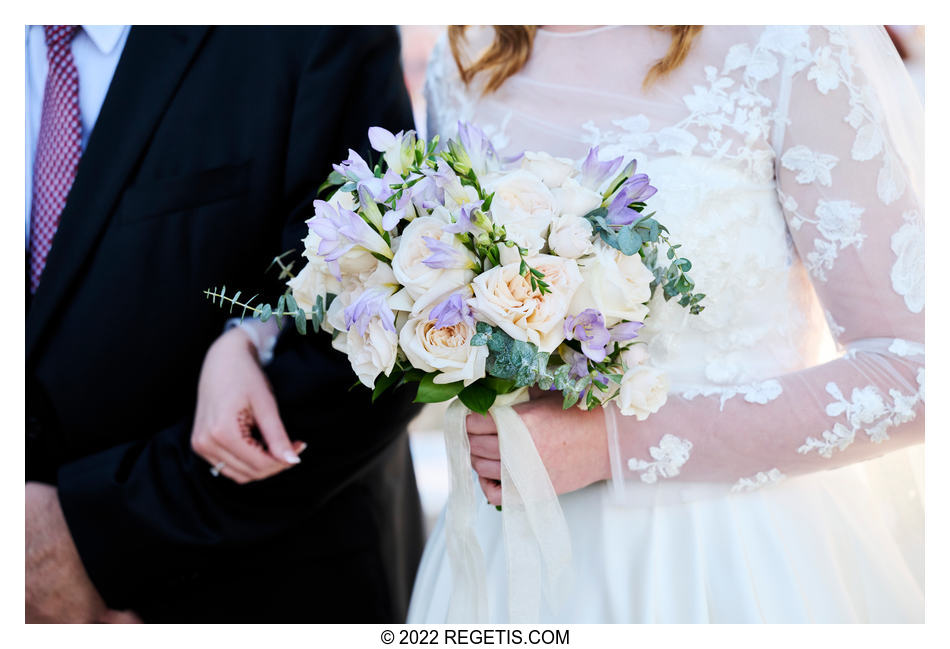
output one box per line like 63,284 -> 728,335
469,26 -> 924,500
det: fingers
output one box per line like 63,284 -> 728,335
466,412 -> 496,434
98,609 -> 143,624
479,476 -> 502,507
468,433 -> 499,460
249,386 -> 300,465
471,456 -> 501,481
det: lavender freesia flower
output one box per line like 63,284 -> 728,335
563,309 -> 611,363
332,148 -> 374,184
606,174 -> 658,226
307,200 -> 392,278
428,292 -> 475,329
421,236 -> 473,270
609,320 -> 645,342
444,199 -> 485,235
368,127 -> 416,175
561,347 -> 590,380
578,146 -> 624,191
455,121 -> 499,176
343,288 -> 397,336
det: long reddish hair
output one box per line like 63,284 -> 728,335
448,25 -> 703,93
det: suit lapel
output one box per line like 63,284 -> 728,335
26,26 -> 210,361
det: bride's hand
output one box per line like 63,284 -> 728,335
466,394 -> 610,505
191,326 -> 306,484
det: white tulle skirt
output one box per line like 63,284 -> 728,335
407,446 -> 923,623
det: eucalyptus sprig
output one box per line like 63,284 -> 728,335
203,286 -> 331,336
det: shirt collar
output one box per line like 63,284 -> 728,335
82,25 -> 129,55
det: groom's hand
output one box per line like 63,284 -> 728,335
25,482 -> 108,623
191,326 -> 306,483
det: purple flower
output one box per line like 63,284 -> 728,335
444,200 -> 485,235
561,347 -> 590,380
578,146 -> 623,191
428,293 -> 475,329
307,201 -> 392,278
343,288 -> 396,336
332,149 -> 374,184
382,190 -> 414,231
409,175 -> 445,212
421,236 -> 472,270
563,309 -> 611,363
456,121 -> 499,175
609,320 -> 644,342
605,175 -> 657,226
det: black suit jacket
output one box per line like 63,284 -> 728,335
26,26 -> 424,622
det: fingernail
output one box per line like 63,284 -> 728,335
298,443 -> 308,453
283,451 -> 301,464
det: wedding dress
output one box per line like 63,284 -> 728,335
407,25 -> 924,623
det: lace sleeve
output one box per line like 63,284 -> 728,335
606,26 -> 924,493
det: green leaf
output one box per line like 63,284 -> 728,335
458,382 -> 497,414
482,376 -> 516,394
414,374 -> 465,403
294,308 -> 307,335
470,332 -> 489,346
261,303 -> 272,322
372,370 -> 402,403
615,227 -> 643,255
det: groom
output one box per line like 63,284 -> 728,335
25,26 -> 423,622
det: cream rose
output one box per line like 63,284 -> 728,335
548,215 -> 595,259
520,151 -> 576,188
302,229 -> 378,278
569,241 -> 654,326
326,188 -> 357,211
552,177 -> 603,218
469,254 -> 583,353
287,258 -> 341,320
618,365 -> 670,420
391,215 -> 477,314
621,344 -> 650,369
331,322 -> 398,389
484,169 -> 559,255
400,315 -> 488,386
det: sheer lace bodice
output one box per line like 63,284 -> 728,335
425,25 -> 924,495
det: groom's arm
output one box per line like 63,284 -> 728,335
54,26 -> 419,610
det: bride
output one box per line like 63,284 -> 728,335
196,25 -> 925,623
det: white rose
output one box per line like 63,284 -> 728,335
331,322 -> 398,389
469,254 -> 583,353
618,365 -> 670,420
400,315 -> 488,386
391,215 -> 476,314
569,241 -> 653,326
552,177 -> 603,218
520,151 -> 576,188
287,259 -> 341,322
325,288 -> 399,389
302,229 -> 377,277
547,215 -> 595,259
484,169 -> 559,255
621,344 -> 650,369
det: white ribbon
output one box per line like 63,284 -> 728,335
443,389 -> 573,622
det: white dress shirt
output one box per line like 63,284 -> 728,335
25,25 -> 131,242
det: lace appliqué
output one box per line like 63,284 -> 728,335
731,468 -> 786,493
681,379 -> 783,411
891,210 -> 924,314
627,434 -> 693,484
798,376 -> 923,458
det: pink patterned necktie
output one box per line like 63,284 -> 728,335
29,25 -> 82,294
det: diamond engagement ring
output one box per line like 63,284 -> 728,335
210,461 -> 226,477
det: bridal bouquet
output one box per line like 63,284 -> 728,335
207,122 -> 704,418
